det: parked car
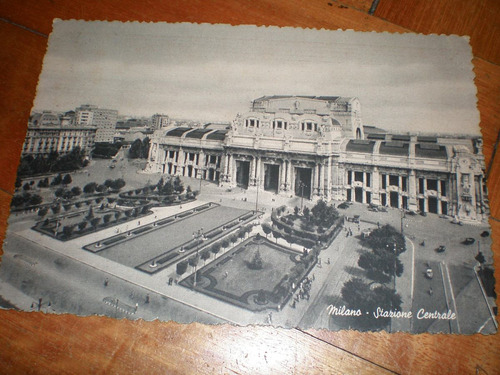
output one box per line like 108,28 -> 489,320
338,202 -> 349,209
436,245 -> 446,253
481,231 -> 490,238
425,268 -> 433,279
348,215 -> 360,223
463,238 -> 475,245
378,206 -> 388,213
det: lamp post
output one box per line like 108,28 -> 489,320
400,209 -> 405,234
192,227 -> 204,287
255,179 -> 260,213
299,181 -> 305,212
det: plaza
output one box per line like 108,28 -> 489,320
1,156 -> 496,332
180,235 -> 313,311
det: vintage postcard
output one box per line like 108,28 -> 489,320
0,20 -> 496,333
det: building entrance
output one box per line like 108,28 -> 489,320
390,191 -> 399,208
355,187 -> 363,203
294,167 -> 312,199
236,160 -> 250,188
264,164 -> 280,193
428,197 -> 438,214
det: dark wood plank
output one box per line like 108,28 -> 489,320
375,0 -> 500,65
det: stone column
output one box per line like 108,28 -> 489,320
319,162 -> 325,198
313,163 -> 320,196
326,156 -> 332,200
408,171 -> 417,211
255,157 -> 262,186
250,156 -> 256,186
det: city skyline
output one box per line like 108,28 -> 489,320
32,21 -> 480,134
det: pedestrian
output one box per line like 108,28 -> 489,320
135,303 -> 138,313
268,312 -> 273,324
104,278 -> 109,287
145,294 -> 150,304
327,258 -> 331,265
429,287 -> 433,296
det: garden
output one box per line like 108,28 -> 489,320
118,176 -> 198,206
180,234 -> 318,312
263,200 -> 344,250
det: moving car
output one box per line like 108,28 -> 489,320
463,238 -> 475,245
436,245 -> 446,253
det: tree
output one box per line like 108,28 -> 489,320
51,174 -> 63,186
211,243 -> 221,258
221,239 -> 230,249
262,223 -> 272,239
248,250 -> 263,270
71,186 -> 82,197
188,255 -> 199,269
62,225 -> 75,239
103,214 -> 112,224
86,206 -> 94,220
10,195 -> 25,207
201,250 -> 211,265
162,180 -> 174,196
38,207 -> 48,217
340,277 -> 402,330
363,224 -> 406,255
111,178 -> 126,191
230,234 -> 238,245
176,261 -> 188,276
173,176 -> 184,194
51,204 -> 61,214
78,221 -> 88,231
62,174 -> 72,186
90,217 -> 101,231
273,230 -> 282,244
54,188 -> 65,198
114,211 -> 122,221
128,139 -> 143,159
83,182 -> 98,194
238,228 -> 246,241
29,194 -> 43,206
23,182 -> 31,191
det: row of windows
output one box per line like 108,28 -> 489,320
244,118 -> 319,131
347,171 -> 449,196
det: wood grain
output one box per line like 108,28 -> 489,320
375,0 -> 500,65
0,0 -> 499,373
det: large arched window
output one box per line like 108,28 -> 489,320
272,119 -> 288,130
356,128 -> 362,139
245,118 -> 260,128
301,120 -> 318,132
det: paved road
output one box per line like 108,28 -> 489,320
0,233 -> 225,323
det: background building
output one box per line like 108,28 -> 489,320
23,112 -> 96,157
76,104 -> 118,143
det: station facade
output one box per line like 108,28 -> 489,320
146,96 -> 488,223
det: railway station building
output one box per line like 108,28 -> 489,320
146,95 -> 488,223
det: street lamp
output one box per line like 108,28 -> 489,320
400,209 -> 406,234
255,179 -> 260,213
298,181 -> 305,212
192,227 -> 204,287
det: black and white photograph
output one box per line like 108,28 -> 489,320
0,20 -> 496,334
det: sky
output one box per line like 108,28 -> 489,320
33,21 -> 480,135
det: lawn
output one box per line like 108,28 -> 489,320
97,205 -> 250,267
181,236 -> 310,311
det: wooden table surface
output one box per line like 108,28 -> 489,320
0,1 -> 499,373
